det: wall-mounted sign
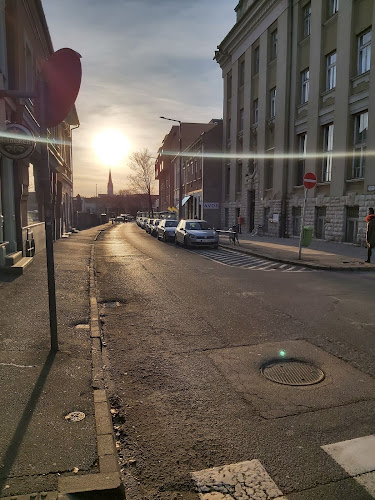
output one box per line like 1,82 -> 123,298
204,202 -> 219,209
0,123 -> 36,160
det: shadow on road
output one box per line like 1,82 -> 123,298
0,350 -> 56,491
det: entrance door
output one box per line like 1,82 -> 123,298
248,190 -> 255,232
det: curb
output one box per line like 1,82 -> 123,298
219,241 -> 375,272
57,226 -> 124,498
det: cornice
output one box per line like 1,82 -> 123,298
215,0 -> 279,67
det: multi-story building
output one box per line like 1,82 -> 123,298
155,121 -> 223,221
215,0 -> 375,244
0,0 -> 78,270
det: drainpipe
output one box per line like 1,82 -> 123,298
280,0 -> 294,237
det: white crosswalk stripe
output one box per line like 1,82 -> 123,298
188,248 -> 315,272
322,435 -> 375,498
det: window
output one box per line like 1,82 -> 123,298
328,0 -> 339,17
239,108 -> 244,132
227,118 -> 231,141
239,60 -> 245,87
270,87 -> 276,118
326,52 -> 336,91
27,163 -> 41,224
253,45 -> 260,74
253,99 -> 259,125
265,159 -> 273,190
322,123 -> 334,182
352,111 -> 368,178
296,133 -> 307,185
227,72 -> 232,99
301,69 -> 309,104
345,206 -> 359,243
303,3 -> 311,38
236,162 -> 242,197
25,44 -> 33,91
270,30 -> 277,60
225,165 -> 230,199
358,30 -> 371,75
292,207 -> 302,236
315,207 -> 326,239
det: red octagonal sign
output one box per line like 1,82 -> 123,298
303,172 -> 317,189
35,48 -> 82,128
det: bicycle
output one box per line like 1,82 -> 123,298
250,224 -> 264,236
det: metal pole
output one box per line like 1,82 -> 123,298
39,80 -> 58,351
178,122 -> 182,221
298,187 -> 307,260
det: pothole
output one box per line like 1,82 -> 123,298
261,359 -> 325,386
65,411 -> 86,422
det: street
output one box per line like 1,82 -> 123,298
94,222 -> 375,500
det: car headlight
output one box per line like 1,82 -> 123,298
188,233 -> 196,239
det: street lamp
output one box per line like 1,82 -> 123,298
160,116 -> 182,220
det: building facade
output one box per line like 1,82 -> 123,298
0,0 -> 78,268
216,0 -> 375,244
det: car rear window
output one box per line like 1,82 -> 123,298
166,220 -> 178,227
186,221 -> 212,230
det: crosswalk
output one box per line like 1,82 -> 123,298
190,247 -> 315,273
191,434 -> 375,499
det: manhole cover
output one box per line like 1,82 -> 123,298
65,411 -> 86,422
261,360 -> 325,386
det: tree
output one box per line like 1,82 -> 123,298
127,148 -> 156,216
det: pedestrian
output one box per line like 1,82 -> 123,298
365,207 -> 375,263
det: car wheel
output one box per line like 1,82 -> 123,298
163,233 -> 167,242
213,244 -> 219,249
183,236 -> 188,248
174,236 -> 179,245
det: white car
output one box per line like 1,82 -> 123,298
157,219 -> 178,242
175,219 -> 219,248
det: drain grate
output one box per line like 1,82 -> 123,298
65,411 -> 86,422
261,359 -> 325,386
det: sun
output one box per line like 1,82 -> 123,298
93,129 -> 131,166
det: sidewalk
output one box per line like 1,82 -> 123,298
219,232 -> 374,271
0,225 -> 121,499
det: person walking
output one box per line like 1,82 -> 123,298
237,215 -> 244,234
365,207 -> 375,263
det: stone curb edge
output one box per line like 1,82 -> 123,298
57,225 -> 124,497
219,242 -> 375,272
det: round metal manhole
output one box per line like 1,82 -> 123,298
65,411 -> 86,422
261,360 -> 325,386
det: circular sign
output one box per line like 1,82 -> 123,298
35,48 -> 82,128
0,123 -> 36,160
303,172 -> 317,189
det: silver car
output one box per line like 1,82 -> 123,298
157,219 -> 178,242
175,219 -> 219,248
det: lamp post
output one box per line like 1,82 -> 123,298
160,116 -> 182,220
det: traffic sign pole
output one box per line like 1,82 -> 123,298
298,187 -> 308,260
39,79 -> 58,352
298,172 -> 317,260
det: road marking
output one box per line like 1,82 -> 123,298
191,460 -> 287,499
322,435 -> 375,497
189,248 -> 315,273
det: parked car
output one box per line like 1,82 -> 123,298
145,218 -> 154,233
141,218 -> 148,229
150,219 -> 161,236
175,219 -> 219,248
157,219 -> 178,242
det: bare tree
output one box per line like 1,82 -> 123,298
127,148 -> 156,216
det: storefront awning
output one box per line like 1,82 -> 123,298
181,195 -> 191,206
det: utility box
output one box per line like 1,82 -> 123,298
302,226 -> 313,247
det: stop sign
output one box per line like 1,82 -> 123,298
35,48 -> 82,128
303,172 -> 317,189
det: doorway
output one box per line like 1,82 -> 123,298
248,190 -> 255,232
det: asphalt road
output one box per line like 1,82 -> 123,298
94,222 -> 375,500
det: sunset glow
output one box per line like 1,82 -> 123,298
93,129 -> 130,166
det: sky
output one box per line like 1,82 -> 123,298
42,0 -> 236,197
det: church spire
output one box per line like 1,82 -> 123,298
107,169 -> 114,196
